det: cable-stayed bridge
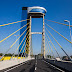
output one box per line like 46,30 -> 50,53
0,6 -> 72,72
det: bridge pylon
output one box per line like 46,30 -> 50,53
19,6 -> 47,58
42,14 -> 45,58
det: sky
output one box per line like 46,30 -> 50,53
0,0 -> 72,57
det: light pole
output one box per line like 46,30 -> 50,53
64,20 -> 72,42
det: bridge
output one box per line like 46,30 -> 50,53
0,6 -> 72,72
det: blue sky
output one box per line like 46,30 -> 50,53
0,0 -> 72,57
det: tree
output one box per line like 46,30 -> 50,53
0,53 -> 3,56
5,53 -> 13,56
47,55 -> 51,58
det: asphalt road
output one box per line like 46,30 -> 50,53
0,59 -> 64,72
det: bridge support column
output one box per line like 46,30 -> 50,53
28,16 -> 31,58
43,14 -> 45,58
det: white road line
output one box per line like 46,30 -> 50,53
35,67 -> 37,70
35,59 -> 37,71
4,61 -> 28,72
42,60 -> 65,72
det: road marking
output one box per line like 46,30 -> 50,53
35,67 -> 37,70
42,60 -> 65,72
4,61 -> 28,72
35,59 -> 37,71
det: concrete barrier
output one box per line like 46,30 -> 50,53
45,59 -> 72,72
0,57 -> 34,70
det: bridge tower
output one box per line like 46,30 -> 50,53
19,6 -> 47,58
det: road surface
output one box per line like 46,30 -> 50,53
0,59 -> 64,72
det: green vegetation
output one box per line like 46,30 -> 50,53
47,55 -> 53,58
0,53 -> 3,56
0,53 -> 18,56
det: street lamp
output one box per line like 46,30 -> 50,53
64,20 -> 72,42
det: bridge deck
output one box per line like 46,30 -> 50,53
0,59 -> 64,72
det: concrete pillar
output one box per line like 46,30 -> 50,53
43,14 -> 45,58
28,16 -> 31,58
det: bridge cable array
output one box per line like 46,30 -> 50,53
17,29 -> 29,59
45,36 -> 55,58
0,26 -> 29,60
45,19 -> 72,27
0,19 -> 30,27
0,19 -> 30,61
45,38 -> 51,56
0,22 -> 30,43
45,27 -> 71,60
45,32 -> 61,58
45,23 -> 72,44
10,29 -> 29,60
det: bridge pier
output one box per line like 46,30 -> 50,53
28,16 -> 31,58
42,14 -> 45,58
